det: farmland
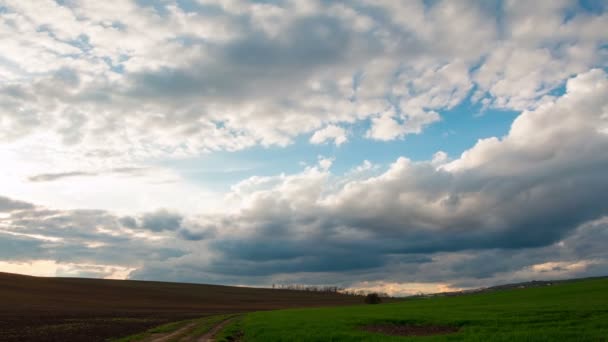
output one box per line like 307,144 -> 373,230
223,277 -> 608,341
4,272 -> 607,341
0,272 -> 361,341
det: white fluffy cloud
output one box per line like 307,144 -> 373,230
310,125 -> 348,145
0,0 -> 605,160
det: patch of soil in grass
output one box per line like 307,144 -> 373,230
361,323 -> 459,336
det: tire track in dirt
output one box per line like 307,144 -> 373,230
197,317 -> 236,342
143,322 -> 197,342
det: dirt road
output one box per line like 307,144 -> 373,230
197,317 -> 236,342
139,317 -> 236,342
143,322 -> 197,342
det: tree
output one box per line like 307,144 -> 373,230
364,293 -> 382,304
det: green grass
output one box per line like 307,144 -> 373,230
235,278 -> 608,341
215,316 -> 244,342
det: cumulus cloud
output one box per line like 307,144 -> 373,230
118,216 -> 138,229
310,125 -> 348,146
141,209 -> 183,232
366,109 -> 441,141
0,0 -> 604,161
3,70 -> 608,289
131,70 -> 608,286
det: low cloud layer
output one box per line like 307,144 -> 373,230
27,168 -> 146,183
0,196 -> 34,212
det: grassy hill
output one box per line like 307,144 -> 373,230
224,277 -> 608,341
0,272 -> 361,341
4,272 -> 607,341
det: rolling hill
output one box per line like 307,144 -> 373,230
0,272 -> 361,341
233,277 -> 608,341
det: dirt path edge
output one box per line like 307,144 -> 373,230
143,322 -> 198,342
197,317 -> 237,342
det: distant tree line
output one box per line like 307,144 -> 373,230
271,284 -> 389,298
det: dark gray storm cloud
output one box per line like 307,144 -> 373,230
0,233 -> 44,259
119,216 -> 138,229
178,226 -> 215,241
0,203 -> 186,269
141,209 -> 183,232
126,15 -> 364,104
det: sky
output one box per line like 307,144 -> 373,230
0,0 -> 608,296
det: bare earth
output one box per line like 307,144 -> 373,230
143,322 -> 197,342
0,272 -> 362,341
136,317 -> 235,342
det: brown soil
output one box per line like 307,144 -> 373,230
361,323 -> 459,336
0,272 -> 362,342
143,322 -> 198,342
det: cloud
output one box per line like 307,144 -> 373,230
346,281 -> 461,297
141,209 -> 183,232
317,156 -> 334,171
366,110 -> 441,141
310,125 -> 348,146
1,69 -> 608,290
0,196 -> 34,212
0,200 -> 186,271
0,1 -> 607,292
0,0 -> 604,160
131,69 -> 608,284
0,259 -> 135,279
118,216 -> 138,229
27,167 -> 146,182
28,171 -> 95,182
178,226 -> 215,241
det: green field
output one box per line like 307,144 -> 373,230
219,278 -> 608,341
